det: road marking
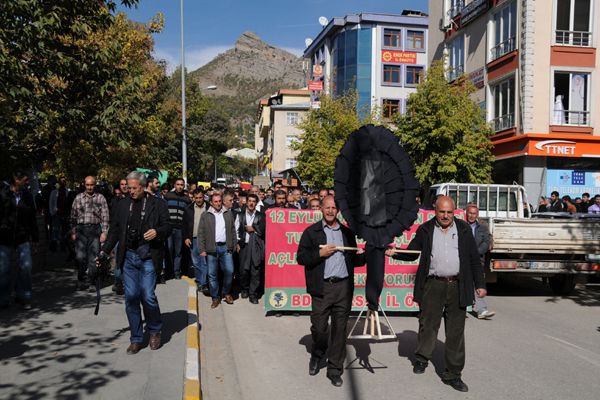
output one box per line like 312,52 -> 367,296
544,334 -> 600,367
183,276 -> 201,400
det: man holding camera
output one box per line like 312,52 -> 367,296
100,171 -> 171,355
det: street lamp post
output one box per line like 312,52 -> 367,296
180,0 -> 187,185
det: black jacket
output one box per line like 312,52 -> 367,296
297,220 -> 365,297
0,187 -> 39,246
237,209 -> 266,246
102,194 -> 171,270
183,202 -> 208,241
393,218 -> 485,308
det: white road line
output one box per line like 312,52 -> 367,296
186,348 -> 199,380
544,334 -> 600,367
188,286 -> 196,298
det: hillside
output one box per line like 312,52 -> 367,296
189,32 -> 306,142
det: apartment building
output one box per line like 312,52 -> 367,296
429,0 -> 600,200
303,10 -> 429,119
255,89 -> 310,179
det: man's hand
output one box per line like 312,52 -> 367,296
100,232 -> 107,243
385,248 -> 396,257
319,244 -> 337,258
184,238 -> 192,248
235,244 -> 240,253
476,288 -> 487,298
244,225 -> 255,233
143,229 -> 157,241
200,251 -> 207,257
71,233 -> 76,242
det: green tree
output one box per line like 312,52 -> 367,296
292,92 -> 378,188
393,61 -> 494,190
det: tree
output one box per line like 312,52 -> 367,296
292,92 -> 378,189
393,61 -> 494,190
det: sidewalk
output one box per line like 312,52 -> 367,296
0,252 -> 189,400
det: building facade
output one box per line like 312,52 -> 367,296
429,0 -> 600,202
255,89 -> 310,179
304,11 -> 429,119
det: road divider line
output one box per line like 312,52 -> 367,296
183,276 -> 201,400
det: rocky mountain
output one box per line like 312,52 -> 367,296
189,32 -> 306,141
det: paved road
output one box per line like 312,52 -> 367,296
0,261 -> 189,400
200,276 -> 600,400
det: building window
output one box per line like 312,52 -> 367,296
383,64 -> 402,84
383,29 -> 402,48
555,0 -> 592,46
491,77 -> 515,132
553,72 -> 590,126
285,158 -> 298,169
490,1 -> 517,61
406,30 -> 425,51
446,0 -> 465,20
405,66 -> 424,86
447,35 -> 464,81
382,99 -> 401,119
285,135 -> 296,147
286,112 -> 299,126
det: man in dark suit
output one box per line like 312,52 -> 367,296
386,196 -> 486,392
297,196 -> 364,387
100,171 -> 171,355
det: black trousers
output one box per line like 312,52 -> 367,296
415,278 -> 466,380
239,244 -> 261,297
74,224 -> 100,283
310,279 -> 352,377
365,245 -> 385,310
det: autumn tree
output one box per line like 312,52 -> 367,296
393,61 -> 494,191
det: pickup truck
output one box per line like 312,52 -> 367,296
430,183 -> 600,295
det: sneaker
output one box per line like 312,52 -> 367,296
477,310 -> 496,319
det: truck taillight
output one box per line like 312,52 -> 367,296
576,263 -> 600,271
493,260 -> 517,270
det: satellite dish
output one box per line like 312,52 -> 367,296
318,16 -> 329,27
304,38 -> 313,48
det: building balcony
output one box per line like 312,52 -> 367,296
490,37 -> 516,62
492,113 -> 515,132
553,109 -> 590,126
555,30 -> 592,47
447,1 -> 465,19
448,64 -> 464,82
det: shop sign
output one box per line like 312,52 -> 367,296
461,0 -> 489,26
312,64 -> 323,78
308,80 -> 323,91
469,67 -> 485,89
533,140 -> 577,156
381,50 -> 417,64
546,169 -> 600,198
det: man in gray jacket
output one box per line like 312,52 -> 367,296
198,192 -> 237,309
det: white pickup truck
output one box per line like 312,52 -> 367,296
429,183 -> 600,295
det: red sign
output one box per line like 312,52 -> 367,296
381,50 -> 417,64
264,209 -> 467,312
469,67 -> 485,89
308,80 -> 323,91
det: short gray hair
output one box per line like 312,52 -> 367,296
126,171 -> 146,186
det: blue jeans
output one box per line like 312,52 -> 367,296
207,244 -> 234,299
123,250 -> 162,343
0,243 -> 33,305
167,228 -> 183,277
191,239 -> 207,287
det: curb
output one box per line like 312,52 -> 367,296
182,276 -> 201,400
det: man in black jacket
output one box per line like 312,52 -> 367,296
235,194 -> 265,304
386,196 -> 486,392
100,171 -> 171,355
297,196 -> 364,387
183,189 -> 208,293
0,171 -> 39,310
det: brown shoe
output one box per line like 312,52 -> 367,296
224,294 -> 234,304
126,342 -> 143,355
211,298 -> 221,309
149,333 -> 161,350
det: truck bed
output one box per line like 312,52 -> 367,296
489,218 -> 600,254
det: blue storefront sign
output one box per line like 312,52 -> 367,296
546,169 -> 600,198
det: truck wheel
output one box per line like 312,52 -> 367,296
549,275 -> 576,295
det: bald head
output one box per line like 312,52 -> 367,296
434,195 -> 455,228
321,195 -> 338,226
84,176 -> 96,195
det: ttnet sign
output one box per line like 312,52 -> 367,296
534,140 -> 576,155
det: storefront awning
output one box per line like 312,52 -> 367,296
492,133 -> 600,160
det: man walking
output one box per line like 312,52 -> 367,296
70,176 -> 109,290
235,194 -> 265,304
0,171 -> 39,310
466,204 -> 495,319
297,196 -> 364,387
198,192 -> 237,308
386,196 -> 486,392
164,178 -> 191,279
100,171 -> 171,354
184,189 -> 208,294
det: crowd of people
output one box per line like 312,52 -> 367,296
537,190 -> 600,214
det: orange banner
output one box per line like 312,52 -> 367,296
493,133 -> 600,159
381,50 -> 417,64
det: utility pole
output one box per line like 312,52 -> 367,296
180,0 -> 187,184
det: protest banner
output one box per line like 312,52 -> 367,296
264,209 -> 464,312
